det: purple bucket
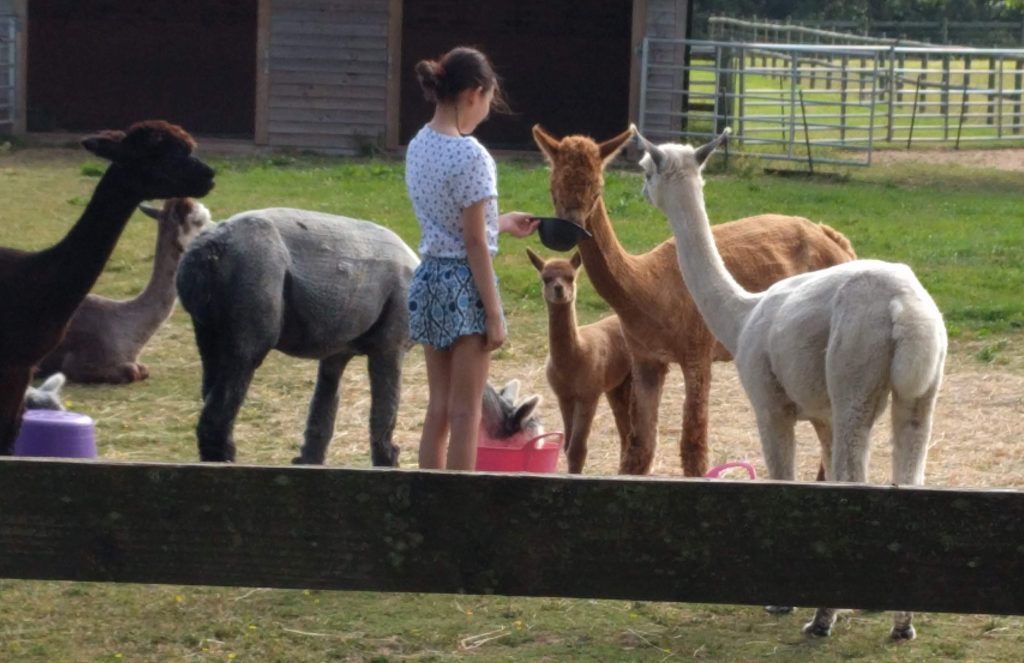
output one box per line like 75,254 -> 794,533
14,409 -> 97,459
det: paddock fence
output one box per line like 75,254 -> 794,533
0,14 -> 15,131
1,458 -> 1023,618
639,38 -> 1024,169
701,15 -> 1024,48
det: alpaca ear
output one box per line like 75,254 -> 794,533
81,129 -> 127,161
694,128 -> 731,167
512,395 -> 541,431
526,247 -> 545,273
630,123 -> 667,172
138,204 -> 162,220
532,125 -> 560,162
570,251 -> 582,269
39,372 -> 66,393
598,126 -> 635,166
499,379 -> 520,402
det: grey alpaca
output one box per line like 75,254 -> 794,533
176,208 -> 419,465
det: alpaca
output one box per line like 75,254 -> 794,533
633,127 -> 946,640
175,207 -> 418,466
532,125 -> 856,477
526,248 -> 633,473
0,120 -> 215,453
24,373 -> 67,411
480,379 -> 543,442
36,198 -> 214,384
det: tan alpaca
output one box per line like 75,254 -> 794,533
526,248 -> 633,474
532,125 -> 857,476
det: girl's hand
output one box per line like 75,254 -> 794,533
498,212 -> 540,237
484,314 -> 506,351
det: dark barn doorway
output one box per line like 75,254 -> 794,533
27,0 -> 256,136
400,0 -> 633,149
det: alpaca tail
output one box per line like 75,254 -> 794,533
889,286 -> 947,400
818,223 -> 857,260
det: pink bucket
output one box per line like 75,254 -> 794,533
475,432 -> 563,473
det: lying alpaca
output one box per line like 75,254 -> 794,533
0,120 -> 215,453
25,373 -> 67,411
527,248 -> 633,473
634,127 -> 946,640
36,198 -> 213,383
176,207 -> 418,466
532,125 -> 856,476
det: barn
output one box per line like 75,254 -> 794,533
0,0 -> 690,152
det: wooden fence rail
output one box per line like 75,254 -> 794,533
1,458 -> 1022,616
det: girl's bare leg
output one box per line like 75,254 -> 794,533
446,334 -> 491,470
418,345 -> 452,469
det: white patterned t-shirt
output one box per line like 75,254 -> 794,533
405,125 -> 499,258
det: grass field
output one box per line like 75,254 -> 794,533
0,143 -> 1022,661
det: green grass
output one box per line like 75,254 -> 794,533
0,146 -> 1022,661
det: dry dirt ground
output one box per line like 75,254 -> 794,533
871,146 -> 1024,171
316,341 -> 1024,491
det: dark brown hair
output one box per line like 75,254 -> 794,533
415,46 -> 509,113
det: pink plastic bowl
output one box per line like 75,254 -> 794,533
704,460 -> 757,479
14,409 -> 97,459
475,432 -> 563,473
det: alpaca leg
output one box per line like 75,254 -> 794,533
620,360 -> 667,475
293,353 -> 352,465
0,367 -> 32,454
810,419 -> 833,481
754,406 -> 798,616
884,386 -> 938,641
680,360 -> 712,477
565,398 -> 599,474
605,375 -> 634,469
804,608 -> 838,637
196,352 -> 264,462
366,348 -> 403,467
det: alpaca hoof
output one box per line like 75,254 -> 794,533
291,454 -> 324,466
765,605 -> 794,615
891,625 -> 916,641
371,443 -> 400,467
802,621 -> 833,637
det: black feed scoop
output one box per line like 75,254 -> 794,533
535,217 -> 592,252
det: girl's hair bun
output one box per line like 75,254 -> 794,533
415,59 -> 445,102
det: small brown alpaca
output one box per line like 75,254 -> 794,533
0,120 -> 215,452
533,125 -> 856,476
526,248 -> 633,474
36,198 -> 214,384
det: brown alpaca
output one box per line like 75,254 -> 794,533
526,248 -> 633,474
0,120 -> 215,452
36,198 -> 214,384
532,125 -> 856,476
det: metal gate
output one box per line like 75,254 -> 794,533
639,38 -> 1024,169
0,14 -> 14,130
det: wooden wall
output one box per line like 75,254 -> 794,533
642,0 -> 690,141
264,0 -> 395,153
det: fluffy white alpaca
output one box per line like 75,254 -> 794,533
632,126 -> 947,641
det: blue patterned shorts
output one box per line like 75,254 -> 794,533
408,256 -> 503,349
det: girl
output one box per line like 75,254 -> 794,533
405,46 -> 538,470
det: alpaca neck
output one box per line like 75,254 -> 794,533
576,199 -> 644,317
661,176 -> 757,354
41,166 -> 141,317
124,224 -> 185,327
545,300 -> 584,365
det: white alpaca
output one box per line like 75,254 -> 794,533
632,126 -> 947,641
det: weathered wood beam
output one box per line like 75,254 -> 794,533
1,459 -> 1021,615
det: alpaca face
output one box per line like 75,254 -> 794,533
82,120 -> 215,200
639,145 -> 703,212
532,125 -> 634,231
527,248 -> 583,306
